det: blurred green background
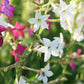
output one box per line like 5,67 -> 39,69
0,0 -> 84,84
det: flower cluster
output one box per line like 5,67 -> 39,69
0,0 -> 84,84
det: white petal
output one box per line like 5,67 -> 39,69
41,21 -> 48,29
43,38 -> 51,46
52,8 -> 62,14
60,33 -> 63,43
42,76 -> 48,83
35,12 -> 41,18
36,46 -> 47,53
28,18 -> 36,24
50,39 -> 60,48
44,63 -> 50,71
38,75 -> 42,80
40,15 -> 50,21
19,76 -> 28,84
52,49 -> 59,56
44,50 -> 51,62
45,71 -> 54,77
34,24 -> 39,32
60,0 -> 67,8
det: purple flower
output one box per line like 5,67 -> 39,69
0,0 -> 15,24
69,58 -> 76,71
0,25 -> 6,47
27,26 -> 34,37
46,14 -> 53,30
11,43 -> 27,62
10,21 -> 26,40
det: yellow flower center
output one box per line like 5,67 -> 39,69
37,18 -> 41,22
62,10 -> 66,13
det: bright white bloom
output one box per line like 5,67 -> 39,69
36,38 -> 60,62
19,76 -> 29,84
53,33 -> 65,58
76,12 -> 84,27
36,33 -> 65,62
73,26 -> 84,42
28,12 -> 50,32
38,63 -> 53,83
0,14 -> 9,28
52,0 -> 74,33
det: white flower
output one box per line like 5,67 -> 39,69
38,63 -> 53,84
36,38 -> 60,62
28,12 -> 50,32
73,26 -> 84,42
0,14 -> 9,28
76,12 -> 84,27
52,0 -> 74,33
53,33 -> 65,58
19,76 -> 29,84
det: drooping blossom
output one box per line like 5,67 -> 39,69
38,63 -> 53,83
0,25 -> 6,47
10,21 -> 26,40
52,0 -> 74,33
28,12 -> 50,32
46,14 -> 53,30
0,0 -> 15,24
36,33 -> 65,62
11,43 -> 27,62
19,76 -> 29,84
27,26 -> 34,37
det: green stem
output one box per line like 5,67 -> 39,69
46,19 -> 60,22
22,66 -> 40,73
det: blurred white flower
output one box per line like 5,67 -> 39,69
38,63 -> 53,83
28,12 -> 50,32
19,76 -> 29,84
36,37 -> 60,62
73,26 -> 84,42
52,0 -> 74,33
0,14 -> 9,28
76,12 -> 84,27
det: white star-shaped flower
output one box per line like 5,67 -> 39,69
52,0 -> 74,33
28,12 -> 50,32
0,14 -> 9,28
38,63 -> 53,83
36,38 -> 60,62
19,76 -> 29,84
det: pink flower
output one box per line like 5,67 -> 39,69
10,21 -> 26,40
35,0 -> 40,3
11,43 -> 27,62
46,14 -> 53,30
0,25 -> 6,47
0,0 -> 15,24
27,26 -> 34,37
69,49 -> 82,71
77,49 -> 82,56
